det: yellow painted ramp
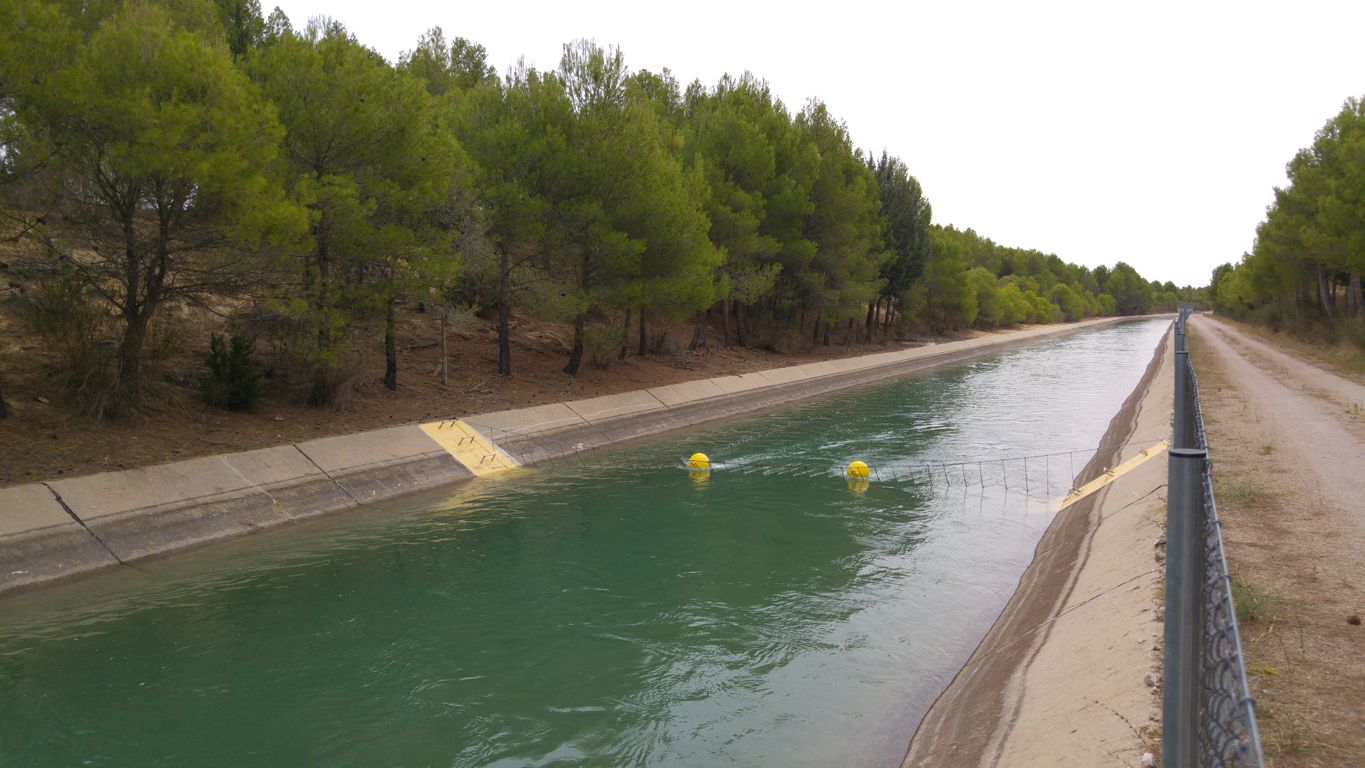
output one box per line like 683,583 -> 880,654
420,420 -> 519,476
1059,440 -> 1169,509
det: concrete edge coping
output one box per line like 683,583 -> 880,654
221,445 -> 330,490
755,366 -> 813,385
0,484 -> 77,537
460,402 -> 590,442
647,379 -> 728,407
294,424 -> 451,474
564,389 -> 668,422
48,454 -> 265,523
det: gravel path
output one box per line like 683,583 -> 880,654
1192,315 -> 1365,561
1191,315 -> 1364,765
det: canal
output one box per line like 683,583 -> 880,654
0,319 -> 1168,767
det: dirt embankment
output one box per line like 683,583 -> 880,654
1190,315 -> 1364,766
903,327 -> 1171,767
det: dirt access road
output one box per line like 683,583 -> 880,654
1190,315 -> 1364,766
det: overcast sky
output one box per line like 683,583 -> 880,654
271,0 -> 1364,287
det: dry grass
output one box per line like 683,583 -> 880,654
1219,315 -> 1365,383
1232,579 -> 1277,624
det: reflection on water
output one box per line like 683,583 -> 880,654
0,320 -> 1168,767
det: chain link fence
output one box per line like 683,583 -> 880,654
1164,308 -> 1264,767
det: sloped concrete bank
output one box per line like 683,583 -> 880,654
1,317 -> 1132,594
0,427 -> 472,593
902,325 -> 1172,767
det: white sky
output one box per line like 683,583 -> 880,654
271,0 -> 1364,288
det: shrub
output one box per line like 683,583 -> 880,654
648,324 -> 677,355
1251,303 -> 1283,333
585,321 -> 623,369
1344,318 -> 1365,351
201,330 -> 262,411
22,272 -> 124,417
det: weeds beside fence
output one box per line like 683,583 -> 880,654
1164,308 -> 1264,767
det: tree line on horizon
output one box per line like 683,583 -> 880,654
1210,97 -> 1365,345
0,0 -> 1192,417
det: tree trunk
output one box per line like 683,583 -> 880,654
1317,263 -> 1334,319
618,308 -> 631,362
441,308 -> 448,386
736,301 -> 749,346
865,299 -> 876,341
564,313 -> 586,374
883,298 -> 895,336
383,294 -> 397,391
117,311 -> 150,395
308,240 -> 333,406
0,377 -> 8,420
810,311 -> 821,344
638,307 -> 647,357
721,298 -> 732,347
1350,271 -> 1363,317
497,248 -> 511,377
309,330 -> 331,406
689,309 -> 708,351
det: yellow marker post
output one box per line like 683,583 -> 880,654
1059,440 -> 1169,509
420,420 -> 519,477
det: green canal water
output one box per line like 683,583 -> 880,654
0,320 -> 1169,767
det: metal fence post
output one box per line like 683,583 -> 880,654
1174,360 -> 1190,449
1174,309 -> 1192,449
1164,446 -> 1207,768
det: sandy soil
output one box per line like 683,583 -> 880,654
1190,315 -> 1364,767
0,289 -> 1011,487
903,327 -> 1170,767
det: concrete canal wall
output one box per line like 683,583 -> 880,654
902,325 -> 1172,767
1,317 -> 1136,594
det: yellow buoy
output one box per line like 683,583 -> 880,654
846,460 -> 870,478
846,477 -> 870,494
687,452 -> 711,470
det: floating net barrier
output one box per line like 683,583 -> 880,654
494,433 -> 1174,503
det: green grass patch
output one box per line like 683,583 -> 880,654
1217,480 -> 1260,505
1232,579 -> 1276,624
